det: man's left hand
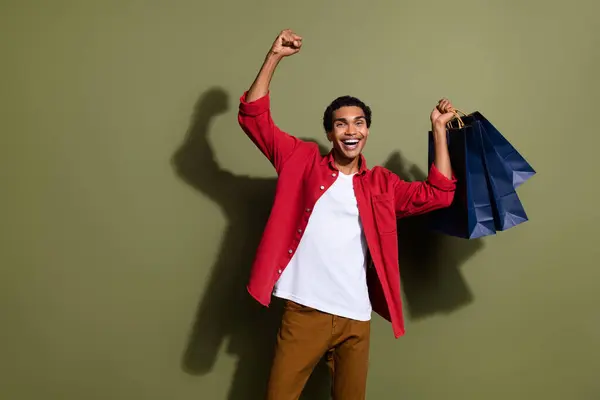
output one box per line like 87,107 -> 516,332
430,98 -> 456,131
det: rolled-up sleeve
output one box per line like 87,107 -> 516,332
238,91 -> 299,173
426,163 -> 457,191
393,163 -> 457,218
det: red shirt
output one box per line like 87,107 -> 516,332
237,91 -> 457,338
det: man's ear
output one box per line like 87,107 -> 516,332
326,131 -> 333,142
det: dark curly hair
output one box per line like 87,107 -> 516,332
322,95 -> 372,133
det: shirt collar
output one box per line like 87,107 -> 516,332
320,149 -> 368,175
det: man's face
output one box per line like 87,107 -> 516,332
326,106 -> 369,161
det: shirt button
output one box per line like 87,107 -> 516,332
306,208 -> 311,212
278,269 -> 282,274
332,173 -> 337,177
298,229 -> 302,233
288,249 -> 293,254
320,185 -> 325,190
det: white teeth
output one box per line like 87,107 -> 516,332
343,140 -> 359,145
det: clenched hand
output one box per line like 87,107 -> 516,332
269,29 -> 303,58
430,98 -> 457,129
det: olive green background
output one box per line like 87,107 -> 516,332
2,1 -> 598,399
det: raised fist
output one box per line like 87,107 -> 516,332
430,98 -> 457,128
269,29 -> 303,58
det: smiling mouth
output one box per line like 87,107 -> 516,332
341,139 -> 360,150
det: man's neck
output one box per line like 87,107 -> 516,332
333,150 -> 361,175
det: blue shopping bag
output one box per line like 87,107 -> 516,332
427,117 -> 496,239
475,112 -> 529,231
477,113 -> 536,188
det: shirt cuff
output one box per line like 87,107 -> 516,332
239,91 -> 270,116
428,163 -> 457,191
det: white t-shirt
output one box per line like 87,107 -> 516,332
273,171 -> 372,321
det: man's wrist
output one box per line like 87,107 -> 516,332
266,50 -> 284,62
432,123 -> 447,138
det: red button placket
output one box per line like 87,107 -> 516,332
275,170 -> 338,281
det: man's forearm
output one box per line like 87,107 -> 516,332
431,126 -> 453,179
246,51 -> 283,102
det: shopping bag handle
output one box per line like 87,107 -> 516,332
447,108 -> 469,129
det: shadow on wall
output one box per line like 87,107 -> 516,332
171,87 -> 331,399
171,87 -> 483,399
382,152 -> 483,320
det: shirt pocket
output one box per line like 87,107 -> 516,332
372,193 -> 397,235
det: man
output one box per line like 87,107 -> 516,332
237,29 -> 457,400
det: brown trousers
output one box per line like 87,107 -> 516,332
266,300 -> 371,400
